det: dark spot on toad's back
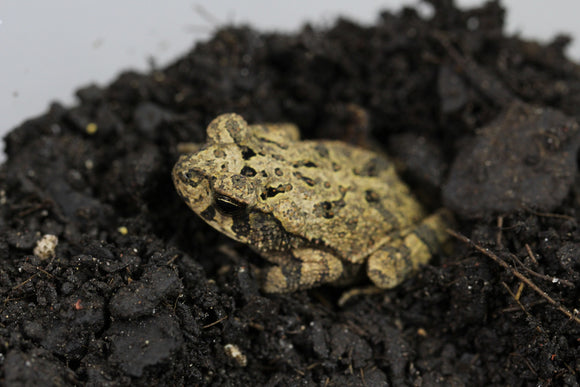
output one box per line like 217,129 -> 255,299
338,185 -> 350,194
261,187 -> 280,199
260,184 -> 292,200
241,166 -> 257,176
241,147 -> 256,160
293,160 -> 317,168
365,189 -> 380,203
294,171 -> 315,186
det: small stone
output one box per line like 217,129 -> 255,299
224,344 -> 247,367
33,234 -> 58,260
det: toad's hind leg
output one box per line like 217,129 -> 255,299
261,249 -> 343,293
367,209 -> 452,289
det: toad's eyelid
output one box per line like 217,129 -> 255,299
213,192 -> 247,215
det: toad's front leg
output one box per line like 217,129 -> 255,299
367,209 -> 452,289
261,249 -> 343,293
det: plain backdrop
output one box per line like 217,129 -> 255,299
2,1 -> 580,159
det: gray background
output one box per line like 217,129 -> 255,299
2,1 -> 579,159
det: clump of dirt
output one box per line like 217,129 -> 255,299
2,1 -> 580,385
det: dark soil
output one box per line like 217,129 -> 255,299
2,1 -> 580,385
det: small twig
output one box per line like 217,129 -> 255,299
508,352 -> 538,377
502,300 -> 546,313
501,281 -> 531,319
496,216 -> 504,248
523,208 -> 576,222
360,367 -> 367,387
202,315 -> 228,329
524,244 -> 539,266
509,253 -> 575,288
12,273 -> 40,290
447,229 -> 580,325
35,267 -> 54,278
11,266 -> 54,291
293,367 -> 305,377
166,254 -> 180,265
515,282 -> 525,300
306,362 -> 321,370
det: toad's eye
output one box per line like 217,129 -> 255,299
214,193 -> 247,216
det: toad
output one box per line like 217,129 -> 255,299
173,113 -> 451,292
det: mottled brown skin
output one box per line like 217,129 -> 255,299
173,113 -> 450,292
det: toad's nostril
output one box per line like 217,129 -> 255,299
176,169 -> 194,184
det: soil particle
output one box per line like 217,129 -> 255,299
444,102 -> 580,217
109,266 -> 182,319
107,313 -> 183,378
2,1 -> 580,385
4,349 -> 78,386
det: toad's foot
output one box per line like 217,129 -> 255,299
262,248 -> 343,293
367,209 -> 453,289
